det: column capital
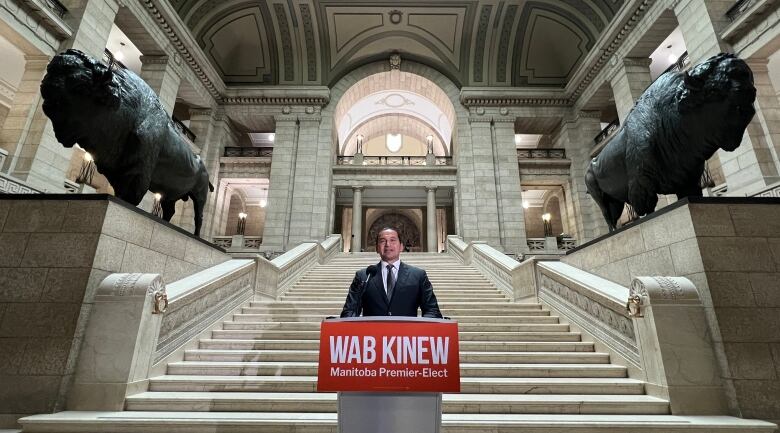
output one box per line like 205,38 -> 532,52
352,185 -> 364,192
746,58 -> 770,73
621,57 -> 653,68
23,55 -> 51,69
426,186 -> 437,192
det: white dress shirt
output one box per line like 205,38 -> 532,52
380,259 -> 400,296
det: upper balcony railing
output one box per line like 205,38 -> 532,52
516,149 -> 566,160
336,156 -> 453,166
223,147 -> 274,158
172,115 -> 197,143
102,49 -> 127,71
594,119 -> 620,148
44,0 -> 68,18
662,51 -> 690,75
726,0 -> 757,21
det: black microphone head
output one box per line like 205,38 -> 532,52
366,265 -> 378,276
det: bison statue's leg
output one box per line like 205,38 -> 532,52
585,165 -> 623,231
191,194 -> 205,237
161,200 -> 176,222
627,177 -> 659,217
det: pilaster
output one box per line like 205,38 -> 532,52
556,111 -> 609,242
262,116 -> 298,249
609,58 -> 653,123
139,55 -> 182,115
463,111 -> 501,248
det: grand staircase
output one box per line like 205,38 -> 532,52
21,253 -> 776,432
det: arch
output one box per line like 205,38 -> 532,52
366,212 -> 422,250
326,61 -> 465,160
542,189 -> 569,235
224,191 -> 247,235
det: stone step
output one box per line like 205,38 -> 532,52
183,349 -> 609,364
279,294 -> 508,299
148,375 -> 644,394
167,362 -> 624,378
240,306 -> 552,316
220,321 -> 568,333
230,314 -> 561,324
19,412 -> 777,433
209,330 -> 582,342
123,392 -> 669,414
248,301 -> 543,309
198,339 -> 596,352
286,286 -> 499,292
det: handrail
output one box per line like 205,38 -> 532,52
44,0 -> 67,18
224,147 -> 274,157
172,115 -> 197,143
594,119 -> 620,147
516,149 -> 566,159
337,156 -> 452,166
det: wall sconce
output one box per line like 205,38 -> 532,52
237,212 -> 247,235
260,188 -> 267,208
76,151 -> 96,185
426,135 -> 434,154
356,134 -> 364,154
522,201 -> 529,209
152,193 -> 163,218
542,213 -> 552,237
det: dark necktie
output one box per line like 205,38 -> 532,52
386,264 -> 395,300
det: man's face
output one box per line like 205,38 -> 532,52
376,229 -> 401,263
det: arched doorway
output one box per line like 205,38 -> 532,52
366,211 -> 422,251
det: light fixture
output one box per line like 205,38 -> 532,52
75,151 -> 96,185
152,193 -> 163,218
114,51 -> 125,62
237,212 -> 247,235
260,199 -> 267,208
542,213 -> 552,237
268,133 -> 275,142
426,135 -> 434,154
386,133 -> 402,152
522,201 -> 529,209
356,134 -> 364,154
667,53 -> 677,64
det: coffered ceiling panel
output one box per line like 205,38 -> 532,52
170,0 -> 625,88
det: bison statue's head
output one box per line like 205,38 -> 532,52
676,53 -> 756,152
40,49 -> 121,148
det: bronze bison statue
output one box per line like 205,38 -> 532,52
40,49 -> 213,236
585,53 -> 756,231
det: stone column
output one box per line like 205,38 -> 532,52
0,55 -> 49,174
609,58 -> 653,123
288,115 -> 323,246
426,186 -> 437,252
461,113 -> 501,247
189,109 -> 224,238
492,116 -> 528,255
139,55 -> 181,115
556,111 -> 609,242
673,0 -> 733,63
717,59 -> 780,194
261,116 -> 298,249
351,186 -> 363,253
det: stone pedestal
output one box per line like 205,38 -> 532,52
562,197 -> 780,421
0,195 -> 228,428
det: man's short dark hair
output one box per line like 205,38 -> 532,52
376,227 -> 401,244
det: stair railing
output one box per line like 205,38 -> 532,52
237,234 -> 342,300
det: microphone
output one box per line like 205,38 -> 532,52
363,265 -> 378,286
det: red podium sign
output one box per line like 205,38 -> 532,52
317,317 -> 460,392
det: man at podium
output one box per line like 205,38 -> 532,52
340,227 -> 443,318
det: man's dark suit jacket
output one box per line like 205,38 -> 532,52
340,261 -> 442,318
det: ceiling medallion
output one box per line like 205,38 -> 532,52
388,10 -> 403,25
376,93 -> 414,108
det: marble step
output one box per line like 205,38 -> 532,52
219,321 -> 569,333
286,286 -> 499,292
279,296 -> 509,302
248,301 -> 543,309
148,375 -> 644,394
123,392 -> 668,414
230,314 -> 561,323
21,411 -> 776,433
183,349 -> 609,364
240,306 -> 552,316
166,362 -> 625,377
198,339 -> 596,352
19,412 -> 777,433
209,330 -> 583,342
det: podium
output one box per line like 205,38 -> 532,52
318,317 -> 460,433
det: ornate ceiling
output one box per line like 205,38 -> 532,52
167,0 -> 625,88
